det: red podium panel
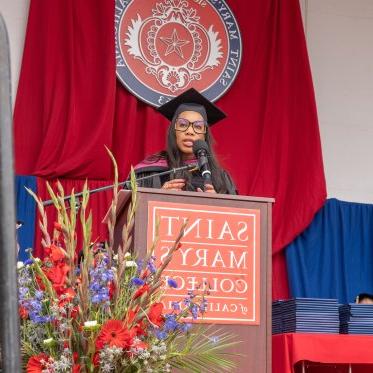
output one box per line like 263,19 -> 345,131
113,187 -> 273,372
147,200 -> 261,325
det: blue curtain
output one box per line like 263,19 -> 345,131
286,198 -> 373,304
16,175 -> 37,261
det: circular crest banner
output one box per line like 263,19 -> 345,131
115,0 -> 242,106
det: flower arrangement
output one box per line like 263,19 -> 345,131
18,156 -> 237,372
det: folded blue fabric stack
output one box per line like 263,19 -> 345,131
272,298 -> 340,334
272,300 -> 283,334
339,304 -> 373,334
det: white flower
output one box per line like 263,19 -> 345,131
84,320 -> 98,328
113,254 -> 118,261
43,337 -> 54,346
124,252 -> 131,258
17,261 -> 24,269
83,320 -> 100,331
125,260 -> 137,268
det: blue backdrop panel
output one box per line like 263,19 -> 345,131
16,175 -> 37,261
286,198 -> 373,304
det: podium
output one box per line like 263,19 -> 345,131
113,187 -> 273,372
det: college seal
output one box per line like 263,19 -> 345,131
115,0 -> 242,106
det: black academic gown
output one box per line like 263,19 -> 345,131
131,158 -> 237,195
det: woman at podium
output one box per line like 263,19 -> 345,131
133,88 -> 237,195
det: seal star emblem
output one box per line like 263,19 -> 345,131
160,29 -> 190,58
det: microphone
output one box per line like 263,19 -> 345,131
192,140 -> 212,183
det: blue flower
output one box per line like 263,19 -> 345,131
131,277 -> 145,286
179,323 -> 192,333
164,314 -> 179,332
91,286 -> 110,304
29,300 -> 43,312
191,305 -> 199,320
88,254 -> 115,305
183,297 -> 191,307
89,282 -> 101,292
18,286 -> 29,300
147,258 -> 157,274
30,314 -> 53,324
24,258 -> 34,266
171,301 -> 180,311
101,271 -> 114,282
136,259 -> 143,273
167,278 -> 178,289
154,329 -> 168,340
34,290 -> 44,300
200,298 -> 208,313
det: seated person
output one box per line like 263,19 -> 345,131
355,293 -> 373,304
133,88 -> 237,194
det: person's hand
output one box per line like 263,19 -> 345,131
197,184 -> 216,193
162,179 -> 185,191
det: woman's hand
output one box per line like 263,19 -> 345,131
161,179 -> 185,191
197,184 -> 216,193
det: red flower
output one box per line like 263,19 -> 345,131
132,321 -> 146,337
58,287 -> 76,308
27,353 -> 50,373
49,244 -> 65,262
70,305 -> 79,319
72,352 -> 79,363
54,222 -> 62,232
72,364 -> 81,373
35,275 -> 46,291
93,352 -> 100,366
108,281 -> 116,299
126,307 -> 146,336
43,262 -> 70,294
44,244 -> 65,263
19,306 -> 28,319
133,284 -> 150,300
140,269 -> 150,279
148,303 -> 164,327
126,306 -> 139,324
95,320 -> 133,350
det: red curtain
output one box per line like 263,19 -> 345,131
14,0 -> 326,299
14,0 -> 116,178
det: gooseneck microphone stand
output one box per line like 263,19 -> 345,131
42,163 -> 198,207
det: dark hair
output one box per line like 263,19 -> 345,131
149,120 -> 229,193
145,118 -> 229,194
357,293 -> 373,303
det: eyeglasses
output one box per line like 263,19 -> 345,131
175,117 -> 207,134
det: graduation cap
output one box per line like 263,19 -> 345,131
157,88 -> 226,126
